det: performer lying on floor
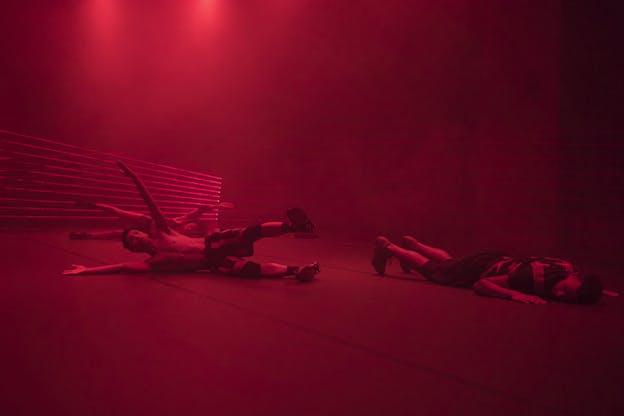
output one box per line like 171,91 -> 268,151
372,235 -> 605,304
69,200 -> 232,240
64,161 -> 320,282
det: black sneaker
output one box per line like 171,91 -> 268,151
286,208 -> 315,233
399,236 -> 412,273
296,262 -> 320,282
372,236 -> 391,275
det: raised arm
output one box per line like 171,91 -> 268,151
473,275 -> 547,304
171,202 -> 235,225
63,262 -> 151,275
171,206 -> 206,225
75,201 -> 150,223
117,161 -> 170,233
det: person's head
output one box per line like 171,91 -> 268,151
122,228 -> 155,253
551,272 -> 603,304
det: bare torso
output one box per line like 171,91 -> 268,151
146,230 -> 208,271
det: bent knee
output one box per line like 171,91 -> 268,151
402,235 -> 419,247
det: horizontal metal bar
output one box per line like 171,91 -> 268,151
7,150 -> 222,190
5,187 -> 221,205
6,144 -> 222,187
4,139 -> 222,185
36,163 -> 222,194
1,129 -> 222,180
9,180 -> 220,203
0,209 -> 218,217
0,198 -> 226,211
22,169 -> 221,200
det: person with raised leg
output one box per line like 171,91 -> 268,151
64,161 -> 320,282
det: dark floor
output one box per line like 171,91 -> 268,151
1,230 -> 623,416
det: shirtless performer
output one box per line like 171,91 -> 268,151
68,200 -> 230,240
64,161 -> 320,282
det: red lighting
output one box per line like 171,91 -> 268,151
1,130 -> 223,226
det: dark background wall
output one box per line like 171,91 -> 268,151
1,1 -> 622,271
558,1 -> 624,272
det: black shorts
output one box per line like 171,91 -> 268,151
420,252 -> 509,288
204,226 -> 259,266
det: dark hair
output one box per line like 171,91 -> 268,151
122,228 -> 136,250
576,273 -> 603,304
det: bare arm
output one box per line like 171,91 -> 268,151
171,202 -> 235,225
171,206 -> 205,225
75,201 -> 150,223
473,275 -> 547,304
117,161 -> 170,233
63,262 -> 151,275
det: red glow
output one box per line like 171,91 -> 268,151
27,170 -> 220,199
191,0 -> 220,33
9,149 -> 222,191
4,130 -> 221,180
0,198 -> 220,213
6,186 -> 218,204
2,130 -> 223,225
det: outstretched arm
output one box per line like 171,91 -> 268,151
171,202 -> 235,225
171,206 -> 207,225
473,275 -> 547,304
75,201 -> 150,223
117,161 -> 170,233
63,262 -> 151,275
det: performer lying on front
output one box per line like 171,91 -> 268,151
372,235 -> 605,304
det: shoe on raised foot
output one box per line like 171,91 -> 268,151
286,208 -> 316,233
399,236 -> 412,273
372,236 -> 391,275
295,262 -> 320,282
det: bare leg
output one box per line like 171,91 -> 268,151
373,236 -> 441,275
228,217 -> 312,242
217,257 -> 320,281
401,235 -> 452,261
259,262 -> 291,277
258,222 -> 290,237
386,243 -> 431,268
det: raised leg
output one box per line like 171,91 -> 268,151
401,235 -> 452,261
386,244 -> 430,268
236,219 -> 311,241
373,236 -> 433,275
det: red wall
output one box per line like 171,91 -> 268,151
1,1 -> 621,270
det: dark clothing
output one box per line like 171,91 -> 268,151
422,252 -> 578,297
501,257 -> 577,298
204,225 -> 262,266
214,256 -> 262,277
420,252 -> 510,288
